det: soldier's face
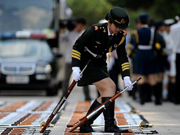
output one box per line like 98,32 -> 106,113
108,21 -> 122,34
75,23 -> 86,32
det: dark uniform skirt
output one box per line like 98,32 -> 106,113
78,61 -> 109,86
155,55 -> 167,73
134,50 -> 156,75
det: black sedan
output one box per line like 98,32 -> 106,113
0,39 -> 62,96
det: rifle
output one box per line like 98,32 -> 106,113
40,59 -> 91,133
67,77 -> 142,133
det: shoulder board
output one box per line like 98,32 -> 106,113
94,25 -> 99,31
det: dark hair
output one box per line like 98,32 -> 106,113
67,19 -> 76,31
105,13 -> 113,23
148,18 -> 155,27
105,13 -> 109,20
76,18 -> 86,25
140,20 -> 148,25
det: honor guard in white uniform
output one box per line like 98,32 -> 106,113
170,14 -> 180,105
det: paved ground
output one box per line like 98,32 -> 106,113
50,85 -> 180,135
0,84 -> 180,135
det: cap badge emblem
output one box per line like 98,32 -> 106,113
115,19 -> 126,24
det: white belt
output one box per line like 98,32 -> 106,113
138,45 -> 152,50
84,46 -> 102,58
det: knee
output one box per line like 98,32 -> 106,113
99,82 -> 116,93
149,79 -> 156,85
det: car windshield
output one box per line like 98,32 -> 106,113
0,39 -> 53,60
0,0 -> 54,32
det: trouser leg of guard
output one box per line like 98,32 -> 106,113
171,82 -> 176,102
83,86 -> 91,101
175,53 -> 180,104
167,82 -> 172,102
80,99 -> 101,133
102,97 -> 129,133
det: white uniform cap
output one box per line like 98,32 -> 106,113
164,19 -> 175,25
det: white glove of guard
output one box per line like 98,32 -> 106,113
72,67 -> 81,81
123,76 -> 133,91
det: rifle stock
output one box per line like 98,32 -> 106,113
40,59 -> 91,133
40,80 -> 77,133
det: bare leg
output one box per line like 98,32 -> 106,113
93,77 -> 128,133
93,77 -> 116,103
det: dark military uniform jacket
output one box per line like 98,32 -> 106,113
155,31 -> 166,58
71,23 -> 130,85
127,29 -> 139,58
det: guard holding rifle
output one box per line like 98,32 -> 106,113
71,7 -> 133,133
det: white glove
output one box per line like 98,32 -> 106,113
72,67 -> 81,81
124,76 -> 133,91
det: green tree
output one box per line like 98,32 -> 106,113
67,0 -> 180,29
108,0 -> 180,28
67,0 -> 113,25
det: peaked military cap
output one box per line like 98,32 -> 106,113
164,19 -> 175,26
108,7 -> 129,29
155,20 -> 164,29
139,13 -> 149,21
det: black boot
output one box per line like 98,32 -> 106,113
102,97 -> 129,133
80,99 -> 101,133
145,83 -> 152,102
137,84 -> 145,105
153,84 -> 162,105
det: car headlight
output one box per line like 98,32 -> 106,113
36,64 -> 52,73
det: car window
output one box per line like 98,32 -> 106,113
0,39 -> 53,60
0,0 -> 54,32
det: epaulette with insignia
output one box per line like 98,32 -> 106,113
94,26 -> 99,31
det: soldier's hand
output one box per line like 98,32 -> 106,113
72,67 -> 81,82
123,76 -> 133,91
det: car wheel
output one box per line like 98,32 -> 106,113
46,87 -> 58,96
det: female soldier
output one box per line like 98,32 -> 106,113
133,14 -> 157,105
71,7 -> 133,133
